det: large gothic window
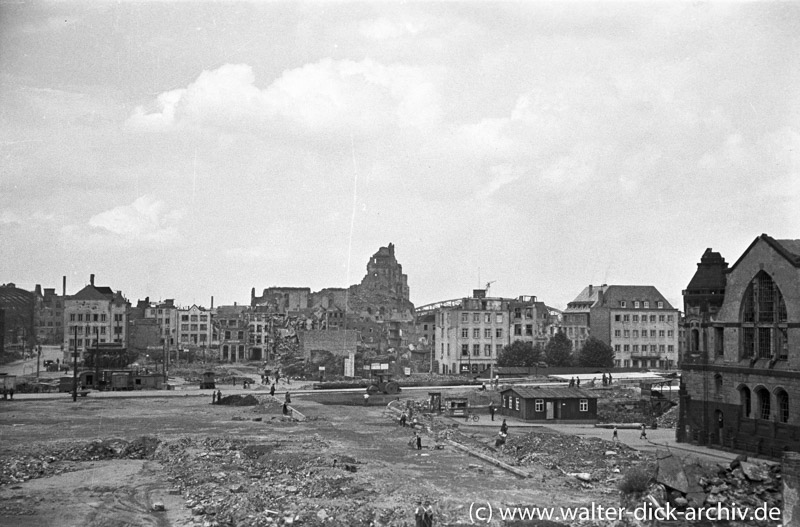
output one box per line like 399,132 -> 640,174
739,385 -> 751,418
776,389 -> 789,424
740,272 -> 788,360
755,387 -> 771,420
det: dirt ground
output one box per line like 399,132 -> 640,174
0,394 -> 649,527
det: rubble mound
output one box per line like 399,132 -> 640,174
656,405 -> 679,428
1,436 -> 161,485
217,394 -> 260,406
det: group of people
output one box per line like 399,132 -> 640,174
1,387 -> 14,400
210,390 -> 223,404
568,372 -> 613,388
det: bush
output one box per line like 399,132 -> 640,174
618,465 -> 653,495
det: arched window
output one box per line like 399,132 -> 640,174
776,389 -> 789,423
755,386 -> 771,420
739,385 -> 751,418
740,272 -> 788,360
691,329 -> 700,353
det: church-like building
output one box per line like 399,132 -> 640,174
678,234 -> 800,457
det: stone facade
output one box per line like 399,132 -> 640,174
679,234 -> 800,457
300,329 -> 360,358
564,284 -> 679,369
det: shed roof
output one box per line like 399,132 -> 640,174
501,386 -> 599,399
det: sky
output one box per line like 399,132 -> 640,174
1,2 -> 799,311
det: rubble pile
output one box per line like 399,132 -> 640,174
0,436 -> 162,485
656,405 -> 679,428
497,432 -> 645,481
217,394 -> 261,407
645,450 -> 783,526
152,436 -> 411,526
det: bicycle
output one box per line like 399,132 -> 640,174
465,412 -> 480,422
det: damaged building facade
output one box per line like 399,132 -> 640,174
678,234 -> 800,457
214,244 -> 417,363
422,288 -> 551,375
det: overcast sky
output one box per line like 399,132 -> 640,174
1,2 -> 798,311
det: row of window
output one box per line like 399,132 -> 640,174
614,329 -> 674,338
614,344 -> 674,353
461,328 -> 505,339
461,344 -> 502,357
619,301 -> 665,309
180,314 -> 209,322
502,396 -> 589,412
614,314 -> 674,323
69,313 -> 107,322
68,337 -> 120,348
460,312 -> 506,324
180,324 -> 208,331
734,382 -> 790,423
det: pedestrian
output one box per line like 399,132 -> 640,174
500,419 -> 508,435
612,426 -> 618,442
285,391 -> 291,404
415,432 -> 422,450
270,383 -> 275,397
211,391 -> 216,404
494,375 -> 499,390
415,500 -> 434,527
608,372 -> 613,385
602,373 -> 607,386
282,402 -> 289,415
489,402 -> 495,421
216,389 -> 222,403
400,411 -> 407,427
576,377 -> 581,388
569,377 -> 575,388
640,423 -> 648,440
363,392 -> 370,406
275,371 -> 280,384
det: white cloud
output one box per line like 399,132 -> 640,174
127,60 -> 441,135
67,195 -> 183,245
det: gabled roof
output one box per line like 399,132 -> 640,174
598,285 -> 674,310
70,284 -> 115,301
729,234 -> 800,271
501,386 -> 599,399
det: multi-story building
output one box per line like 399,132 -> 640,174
144,299 -> 179,349
215,304 -> 249,362
34,285 -> 64,346
564,284 -> 680,369
62,275 -> 130,363
0,283 -> 36,354
432,289 -> 547,375
176,304 -> 212,349
679,234 -> 800,456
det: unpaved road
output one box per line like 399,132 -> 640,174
1,395 -> 626,526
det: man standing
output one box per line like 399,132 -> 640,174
489,402 -> 496,421
270,383 -> 275,397
415,432 -> 422,450
640,423 -> 648,440
612,426 -> 619,443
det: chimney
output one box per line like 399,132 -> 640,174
588,284 -> 593,296
90,274 -> 95,286
62,275 -> 66,298
211,296 -> 214,309
35,284 -> 42,296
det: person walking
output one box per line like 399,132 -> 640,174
285,391 -> 291,404
489,402 -> 496,421
576,377 -> 581,388
415,432 -> 422,450
216,389 -> 222,403
270,383 -> 275,397
400,411 -> 407,427
211,391 -> 216,404
500,419 -> 508,435
640,423 -> 648,440
569,377 -> 575,388
612,426 -> 619,443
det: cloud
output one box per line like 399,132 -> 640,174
62,195 -> 183,246
127,60 -> 441,135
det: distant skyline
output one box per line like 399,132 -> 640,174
1,2 -> 798,311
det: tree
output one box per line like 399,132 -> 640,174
545,331 -> 573,367
496,340 -> 541,367
577,337 -> 615,368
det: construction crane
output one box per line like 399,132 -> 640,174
485,281 -> 496,295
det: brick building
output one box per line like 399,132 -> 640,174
678,234 -> 800,457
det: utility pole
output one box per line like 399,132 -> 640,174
71,325 -> 78,402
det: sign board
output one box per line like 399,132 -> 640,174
380,363 -> 389,370
371,363 -> 380,370
318,366 -> 326,371
404,367 -> 411,376
344,353 -> 355,378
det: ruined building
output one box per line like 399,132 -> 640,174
236,244 -> 416,363
678,234 -> 800,457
